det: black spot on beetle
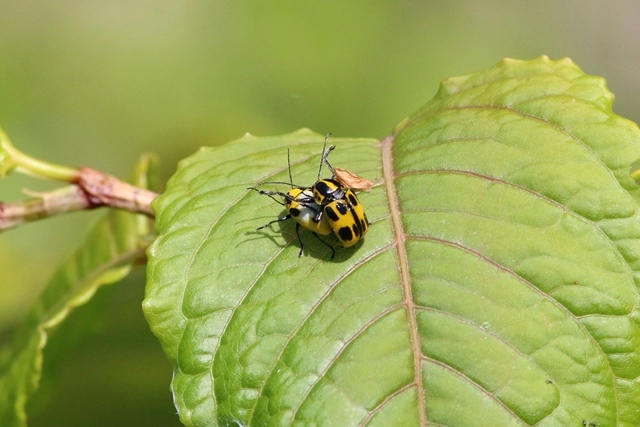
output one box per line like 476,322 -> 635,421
336,201 -> 348,215
314,180 -> 341,202
290,208 -> 301,217
325,206 -> 339,222
315,181 -> 330,193
338,226 -> 353,242
348,192 -> 358,206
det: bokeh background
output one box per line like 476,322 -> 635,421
1,2 -> 639,425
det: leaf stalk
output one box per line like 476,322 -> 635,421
0,129 -> 78,181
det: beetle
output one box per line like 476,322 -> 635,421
310,141 -> 370,248
250,135 -> 369,258
249,185 -> 336,259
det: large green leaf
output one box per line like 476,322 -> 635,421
144,57 -> 640,426
0,156 -> 155,426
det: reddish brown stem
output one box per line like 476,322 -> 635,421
0,168 -> 158,232
75,167 -> 157,215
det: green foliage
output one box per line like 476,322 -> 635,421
0,156 -> 155,426
3,56 -> 640,426
145,57 -> 640,426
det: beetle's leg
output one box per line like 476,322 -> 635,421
257,214 -> 292,230
312,232 -> 336,260
295,223 -> 304,257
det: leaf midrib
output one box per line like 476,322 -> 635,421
381,135 -> 426,426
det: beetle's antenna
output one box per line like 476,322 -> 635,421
322,145 -> 336,178
287,148 -> 294,187
317,133 -> 333,181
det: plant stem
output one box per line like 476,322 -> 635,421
0,186 -> 89,231
0,168 -> 159,232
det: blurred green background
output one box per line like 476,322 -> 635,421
1,1 -> 638,425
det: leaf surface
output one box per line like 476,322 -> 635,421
145,57 -> 640,426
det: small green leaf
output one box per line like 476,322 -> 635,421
0,128 -> 17,178
0,127 -> 77,181
145,57 -> 640,426
0,156 -> 155,426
